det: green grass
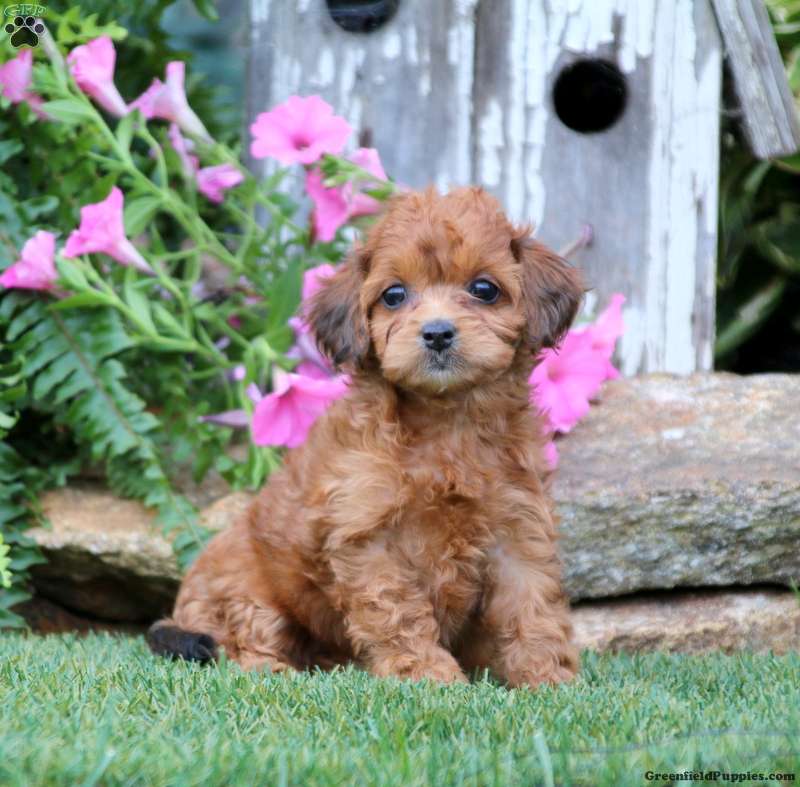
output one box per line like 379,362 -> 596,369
1,634 -> 799,786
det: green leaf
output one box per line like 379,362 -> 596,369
715,277 -> 787,359
55,259 -> 90,292
50,292 -> 112,310
124,195 -> 162,237
123,268 -> 156,333
152,303 -> 186,337
191,0 -> 220,21
40,99 -> 95,127
115,113 -> 134,154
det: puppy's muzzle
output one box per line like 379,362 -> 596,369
421,320 -> 457,353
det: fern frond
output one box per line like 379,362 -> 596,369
1,292 -> 211,571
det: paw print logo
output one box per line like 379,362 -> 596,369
4,15 -> 44,47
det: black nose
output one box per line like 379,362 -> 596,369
421,320 -> 456,352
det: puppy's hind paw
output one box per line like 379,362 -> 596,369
147,622 -> 218,663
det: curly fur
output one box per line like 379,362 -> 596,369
150,187 -> 583,687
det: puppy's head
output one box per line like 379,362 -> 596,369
308,187 -> 583,395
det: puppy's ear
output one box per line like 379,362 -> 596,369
512,228 -> 584,349
307,249 -> 371,369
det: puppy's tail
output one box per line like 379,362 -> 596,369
147,619 -> 218,664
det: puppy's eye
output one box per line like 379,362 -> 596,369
467,279 -> 500,304
381,284 -> 407,309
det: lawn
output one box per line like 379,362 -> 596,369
0,634 -> 798,786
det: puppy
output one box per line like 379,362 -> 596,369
148,187 -> 582,687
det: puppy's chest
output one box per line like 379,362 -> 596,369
394,440 -> 502,623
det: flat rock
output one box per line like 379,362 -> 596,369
554,373 -> 800,600
571,588 -> 800,654
24,373 -> 800,620
28,487 -> 253,621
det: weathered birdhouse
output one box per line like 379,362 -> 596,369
248,0 -> 800,374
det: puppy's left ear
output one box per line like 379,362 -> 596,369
307,249 -> 371,369
512,228 -> 584,349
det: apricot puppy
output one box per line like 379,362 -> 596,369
148,186 -> 582,687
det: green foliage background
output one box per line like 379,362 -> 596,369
716,0 -> 800,371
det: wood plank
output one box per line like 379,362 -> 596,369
472,0 -> 721,374
247,0 -> 478,189
711,0 -> 800,158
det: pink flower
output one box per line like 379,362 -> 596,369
306,147 -> 387,242
0,49 -> 46,116
200,383 -> 262,429
0,231 -> 58,291
168,123 -> 199,176
251,368 -> 349,448
63,187 -> 153,274
542,440 -> 559,471
530,331 -> 609,434
288,316 -> 334,378
250,95 -> 351,165
66,36 -> 128,117
130,61 -> 211,142
301,263 -> 336,301
579,293 -> 625,380
284,264 -> 339,377
196,164 -> 244,203
529,293 -> 626,455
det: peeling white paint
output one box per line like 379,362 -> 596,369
477,99 -> 503,187
383,31 -> 401,60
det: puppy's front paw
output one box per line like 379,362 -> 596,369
506,663 -> 577,689
372,652 -> 468,684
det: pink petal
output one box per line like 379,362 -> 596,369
0,231 -> 58,291
251,371 -> 348,448
543,440 -> 559,469
66,37 -> 128,117
63,187 -> 153,274
0,49 -> 32,103
196,164 -> 244,203
583,293 -> 626,360
249,94 -> 351,165
300,263 -> 337,302
199,409 -> 249,428
306,169 -> 349,242
129,62 -> 211,142
168,124 -> 199,175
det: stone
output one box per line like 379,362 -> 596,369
571,588 -> 800,654
25,373 -> 800,621
554,373 -> 800,600
28,487 -> 253,621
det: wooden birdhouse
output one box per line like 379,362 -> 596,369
248,0 -> 800,374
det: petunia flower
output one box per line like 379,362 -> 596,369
130,61 -> 211,143
529,293 -> 626,467
530,330 -> 609,435
251,368 -> 349,448
285,263 -> 339,377
66,36 -> 128,117
0,49 -> 47,117
250,95 -> 351,165
0,231 -> 58,291
578,293 -> 625,380
301,263 -> 336,302
306,147 -> 387,242
63,187 -> 153,274
199,383 -> 262,429
168,123 -> 199,176
196,164 -> 244,203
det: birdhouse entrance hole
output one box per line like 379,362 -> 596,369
326,0 -> 400,33
553,59 -> 628,134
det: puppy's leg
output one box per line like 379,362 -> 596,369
330,546 -> 466,683
481,533 -> 578,688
